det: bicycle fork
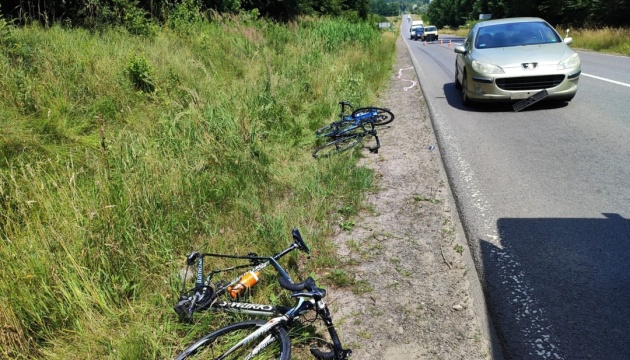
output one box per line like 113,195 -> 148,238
362,123 -> 380,154
311,301 -> 352,360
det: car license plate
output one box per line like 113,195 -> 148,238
513,90 -> 549,112
510,92 -> 532,100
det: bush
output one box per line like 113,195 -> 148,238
126,55 -> 156,93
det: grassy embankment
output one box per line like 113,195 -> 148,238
0,14 -> 396,359
441,25 -> 630,55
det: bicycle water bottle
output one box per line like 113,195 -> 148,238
228,271 -> 260,298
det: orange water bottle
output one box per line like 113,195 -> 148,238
228,271 -> 260,298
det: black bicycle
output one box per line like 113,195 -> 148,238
315,101 -> 394,139
174,257 -> 352,360
174,229 -> 311,322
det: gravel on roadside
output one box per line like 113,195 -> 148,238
324,34 -> 500,360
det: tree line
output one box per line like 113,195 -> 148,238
0,0 -> 374,28
426,0 -> 630,28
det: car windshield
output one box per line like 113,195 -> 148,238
425,27 -> 436,32
475,21 -> 562,49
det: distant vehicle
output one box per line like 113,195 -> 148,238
411,27 -> 424,41
410,20 -> 423,33
409,19 -> 424,40
423,26 -> 438,42
454,17 -> 580,106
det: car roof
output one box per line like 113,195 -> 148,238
478,17 -> 547,27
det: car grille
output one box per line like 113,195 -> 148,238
496,75 -> 565,91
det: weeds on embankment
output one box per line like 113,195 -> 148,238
0,14 -> 396,359
565,27 -> 630,55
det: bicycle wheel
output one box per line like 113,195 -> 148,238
312,133 -> 364,158
352,107 -> 394,126
175,320 -> 291,360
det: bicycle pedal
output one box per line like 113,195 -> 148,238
174,303 -> 193,323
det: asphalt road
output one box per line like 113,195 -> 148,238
402,19 -> 630,360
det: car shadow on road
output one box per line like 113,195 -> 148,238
479,213 -> 630,359
442,83 -> 570,113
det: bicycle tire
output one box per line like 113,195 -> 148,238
312,133 -> 364,158
351,107 -> 395,126
175,320 -> 291,360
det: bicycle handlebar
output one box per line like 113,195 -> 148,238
267,257 -> 325,298
278,274 -> 316,293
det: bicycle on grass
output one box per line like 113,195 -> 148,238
315,101 -> 394,139
312,121 -> 380,159
174,229 -> 311,323
174,256 -> 352,360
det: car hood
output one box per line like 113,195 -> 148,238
473,43 -> 574,68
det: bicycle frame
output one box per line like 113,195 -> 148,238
317,102 -> 385,139
175,229 -> 309,322
211,300 -> 291,317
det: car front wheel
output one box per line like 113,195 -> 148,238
461,70 -> 474,107
454,63 -> 462,89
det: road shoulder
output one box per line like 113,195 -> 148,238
327,34 -> 500,360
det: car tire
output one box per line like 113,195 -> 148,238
454,63 -> 462,89
461,70 -> 474,107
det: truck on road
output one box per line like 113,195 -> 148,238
409,20 -> 424,40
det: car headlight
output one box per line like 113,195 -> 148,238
557,53 -> 580,70
472,60 -> 504,74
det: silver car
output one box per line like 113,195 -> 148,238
454,17 -> 580,106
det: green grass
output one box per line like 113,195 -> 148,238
0,15 -> 396,359
566,27 -> 630,55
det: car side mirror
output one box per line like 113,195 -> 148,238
454,45 -> 467,55
563,29 -> 573,45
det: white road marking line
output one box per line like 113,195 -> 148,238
582,73 -> 630,88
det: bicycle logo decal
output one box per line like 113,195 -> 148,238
398,67 -> 417,91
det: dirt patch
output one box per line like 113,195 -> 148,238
326,35 -> 495,359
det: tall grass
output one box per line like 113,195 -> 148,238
0,15 -> 395,359
565,27 -> 630,55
